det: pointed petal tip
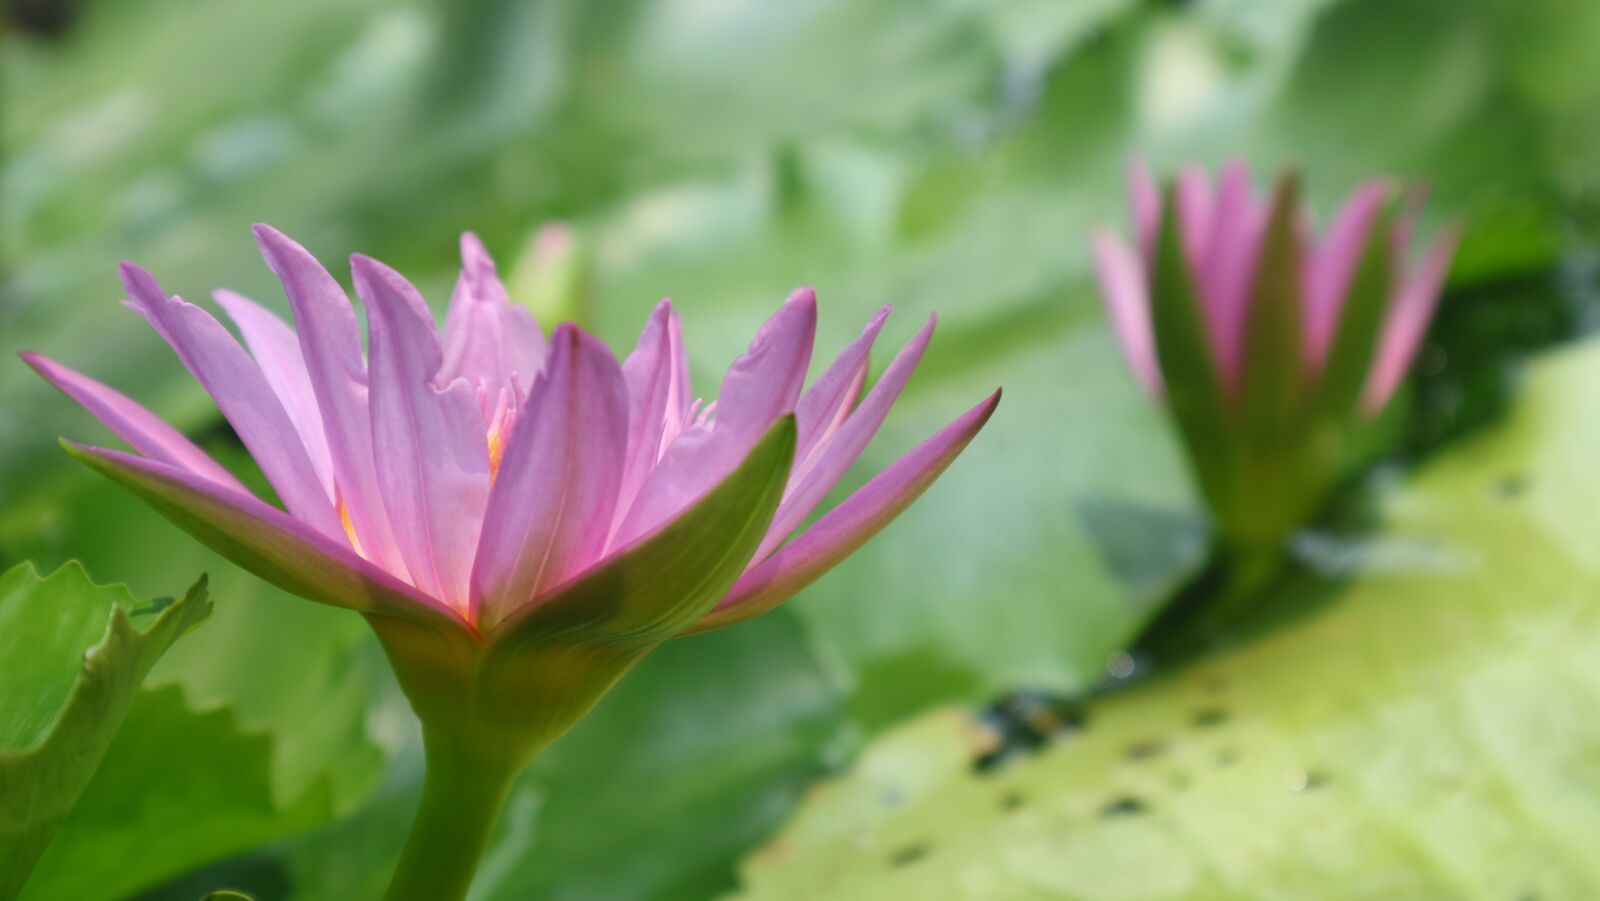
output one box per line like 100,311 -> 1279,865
116,262 -> 168,311
459,231 -> 501,281
549,320 -> 580,347
250,224 -> 320,279
957,388 -> 1002,435
116,260 -> 153,288
548,320 -> 617,361
250,223 -> 295,257
786,286 -> 818,307
349,253 -> 416,301
857,304 -> 893,339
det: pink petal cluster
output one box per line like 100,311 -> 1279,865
1092,161 -> 1459,413
26,226 -> 996,634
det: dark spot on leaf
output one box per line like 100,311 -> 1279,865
1000,791 -> 1026,812
888,843 -> 930,868
1495,475 -> 1527,498
1124,739 -> 1166,761
973,691 -> 1089,772
1099,796 -> 1147,817
1192,706 -> 1230,728
1294,769 -> 1329,791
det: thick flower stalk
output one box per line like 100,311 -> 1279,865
1092,161 -> 1457,577
23,226 -> 998,900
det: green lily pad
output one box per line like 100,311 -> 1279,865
0,562 -> 210,899
729,334 -> 1600,898
2,454 -> 393,899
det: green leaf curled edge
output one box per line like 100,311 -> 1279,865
0,562 -> 211,899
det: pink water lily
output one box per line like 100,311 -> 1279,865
1093,160 -> 1458,415
24,225 -> 997,901
1089,160 -> 1458,565
25,225 -> 997,638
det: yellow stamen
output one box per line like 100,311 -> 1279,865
338,497 -> 366,558
487,423 -> 507,480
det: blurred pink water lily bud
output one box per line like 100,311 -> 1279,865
507,221 -> 590,327
1092,160 -> 1458,557
22,226 -> 998,900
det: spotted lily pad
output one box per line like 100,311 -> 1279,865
731,335 -> 1600,899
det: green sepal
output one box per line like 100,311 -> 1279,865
1312,202 -> 1396,421
0,563 -> 211,898
1150,181 -> 1235,521
1240,170 -> 1307,451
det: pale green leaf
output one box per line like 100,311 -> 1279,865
731,336 -> 1600,899
0,562 -> 210,899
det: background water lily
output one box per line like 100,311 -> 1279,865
1093,161 -> 1458,579
23,227 -> 997,899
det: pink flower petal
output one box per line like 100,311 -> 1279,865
354,255 -> 492,614
794,305 -> 889,468
120,263 -> 342,540
610,289 -> 817,547
471,325 -> 628,628
440,232 -> 546,402
1204,160 -> 1267,388
692,389 -> 1000,632
1175,164 -> 1215,277
253,225 -> 407,577
21,352 -> 246,491
711,287 -> 817,445
1126,159 -> 1160,263
753,314 -> 934,561
1362,226 -> 1460,414
615,299 -> 691,530
212,289 -> 336,500
1091,229 -> 1162,396
1303,180 -> 1389,370
491,416 -> 796,644
64,442 -> 462,628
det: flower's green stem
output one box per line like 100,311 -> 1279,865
383,729 -> 526,901
1199,538 -> 1283,632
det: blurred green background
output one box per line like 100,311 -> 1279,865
3,0 -> 1598,897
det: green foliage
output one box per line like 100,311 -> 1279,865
0,563 -> 209,899
731,335 -> 1600,898
3,460 -> 392,898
